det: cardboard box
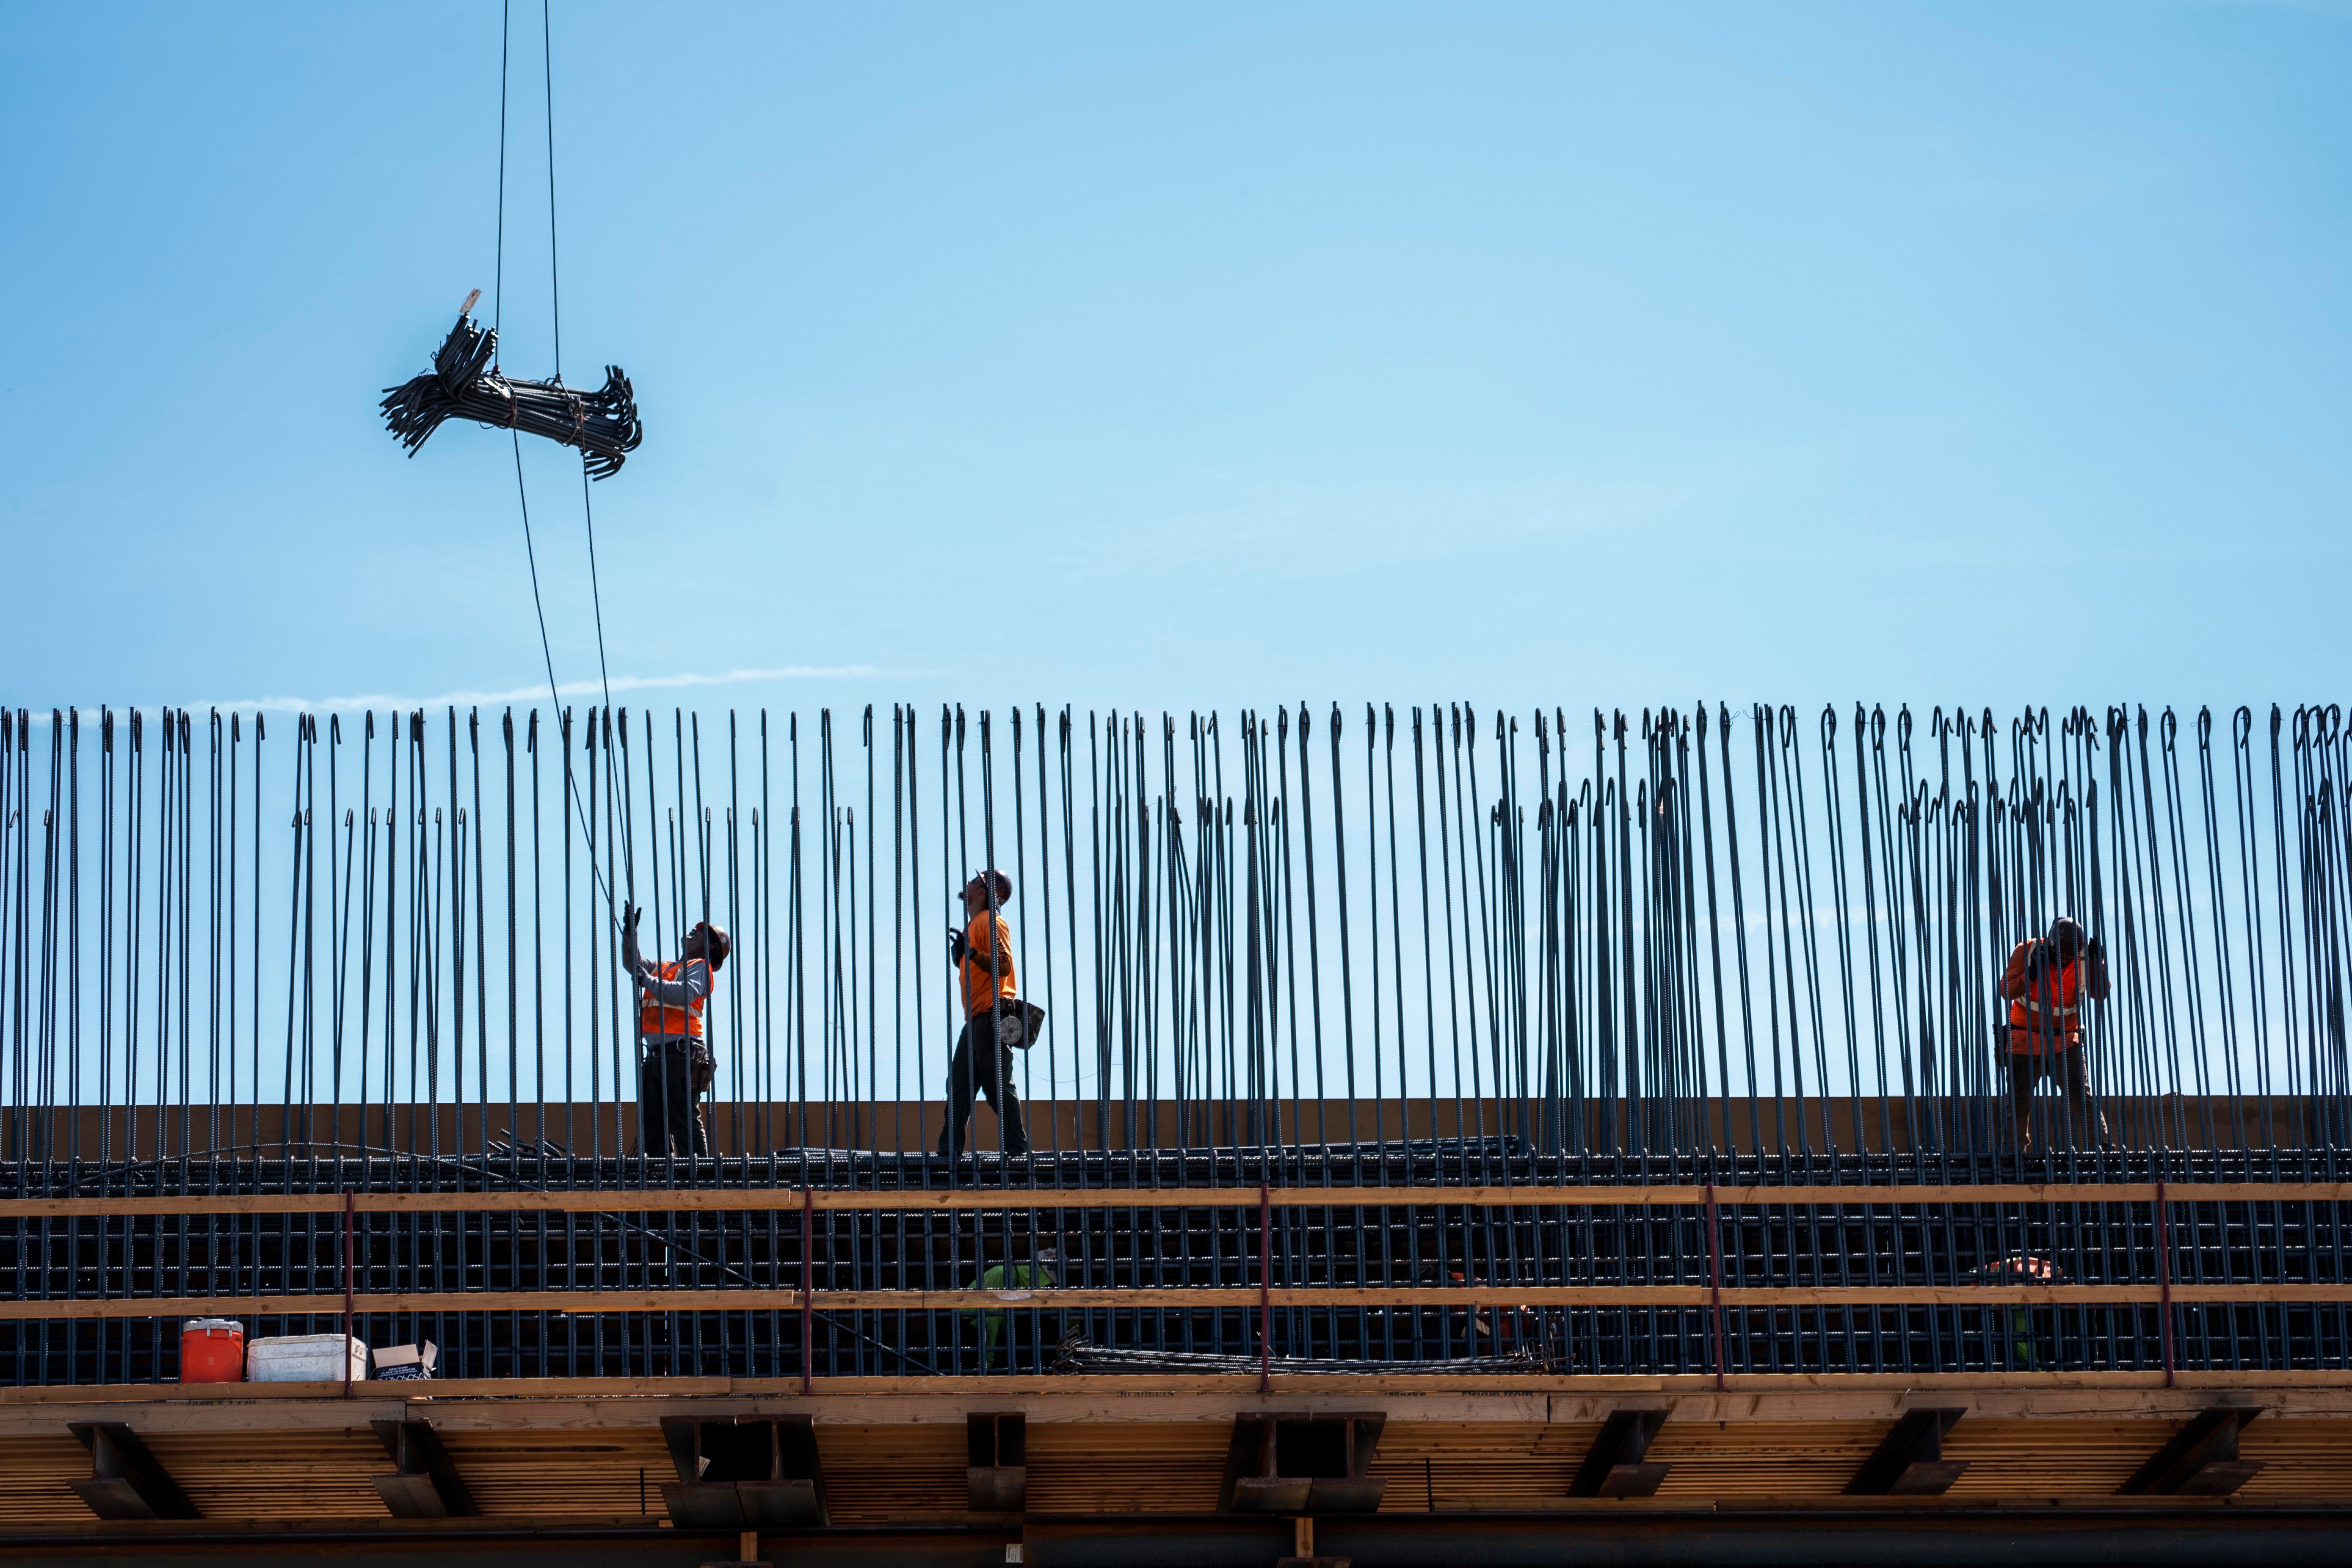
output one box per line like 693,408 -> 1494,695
373,1341 -> 439,1380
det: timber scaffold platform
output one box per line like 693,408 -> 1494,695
4,701 -> 2350,1563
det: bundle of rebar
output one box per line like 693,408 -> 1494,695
1053,1339 -> 1546,1377
379,312 -> 641,478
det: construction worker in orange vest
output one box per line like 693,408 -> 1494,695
937,870 -> 1031,1160
1999,916 -> 2111,1151
623,902 -> 730,1158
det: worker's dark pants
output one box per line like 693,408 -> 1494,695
938,1020 -> 1031,1158
640,1039 -> 711,1157
2008,1047 -> 2103,1148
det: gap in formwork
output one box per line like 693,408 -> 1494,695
1,702 -> 2347,1384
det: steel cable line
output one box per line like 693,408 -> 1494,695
477,0 -> 627,931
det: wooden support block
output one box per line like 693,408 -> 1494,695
1276,1513 -> 1352,1566
1846,1408 -> 1967,1497
370,1418 -> 478,1518
2119,1406 -> 2264,1497
969,1411 -> 1027,1512
67,1422 -> 198,1521
1570,1406 -> 1670,1498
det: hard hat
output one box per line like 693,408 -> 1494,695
2047,917 -> 2087,958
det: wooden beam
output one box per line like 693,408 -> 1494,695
1,1179 -> 2341,1220
1568,1406 -> 1670,1497
370,1419 -> 478,1519
1846,1409 -> 1967,1497
9,1372 -> 2352,1427
2119,1406 -> 2265,1497
66,1422 -> 199,1520
4,1278 -> 2340,1324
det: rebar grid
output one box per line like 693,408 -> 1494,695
1,701 -> 2346,1385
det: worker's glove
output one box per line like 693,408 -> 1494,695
622,903 -> 643,972
2021,938 -> 2054,984
946,925 -> 968,967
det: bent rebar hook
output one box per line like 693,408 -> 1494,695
381,309 -> 642,479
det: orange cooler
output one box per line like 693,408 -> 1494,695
180,1318 -> 244,1383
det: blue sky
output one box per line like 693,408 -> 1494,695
3,2 -> 2347,721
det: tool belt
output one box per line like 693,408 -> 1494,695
646,1036 -> 716,1093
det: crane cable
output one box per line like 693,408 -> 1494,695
496,0 -> 633,926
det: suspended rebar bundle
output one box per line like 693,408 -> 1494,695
379,312 -> 641,478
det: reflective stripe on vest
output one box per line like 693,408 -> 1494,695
638,960 -> 705,1040
2008,954 -> 2081,1036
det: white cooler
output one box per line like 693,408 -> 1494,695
246,1333 -> 368,1383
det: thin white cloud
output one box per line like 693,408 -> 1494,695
182,666 -> 889,716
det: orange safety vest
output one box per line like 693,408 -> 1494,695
2002,942 -> 2081,1056
959,913 -> 1017,1020
638,959 -> 707,1042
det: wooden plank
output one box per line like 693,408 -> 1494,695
2159,1184 -> 2352,1204
7,1374 -> 2352,1431
1,1180 -> 2343,1220
4,1279 -> 2343,1323
0,1186 -> 1701,1218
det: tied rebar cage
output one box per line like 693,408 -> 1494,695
0,701 -> 2347,1387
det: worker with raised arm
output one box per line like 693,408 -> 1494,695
937,870 -> 1032,1160
623,903 -> 730,1158
1999,916 -> 2111,1151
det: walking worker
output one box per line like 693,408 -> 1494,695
938,870 -> 1032,1160
1999,916 -> 2111,1150
623,902 -> 730,1158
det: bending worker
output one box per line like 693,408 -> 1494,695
1999,915 -> 2111,1150
964,1246 -> 1060,1368
624,903 -> 730,1158
938,870 -> 1032,1160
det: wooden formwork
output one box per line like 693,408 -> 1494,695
4,1375 -> 2351,1532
